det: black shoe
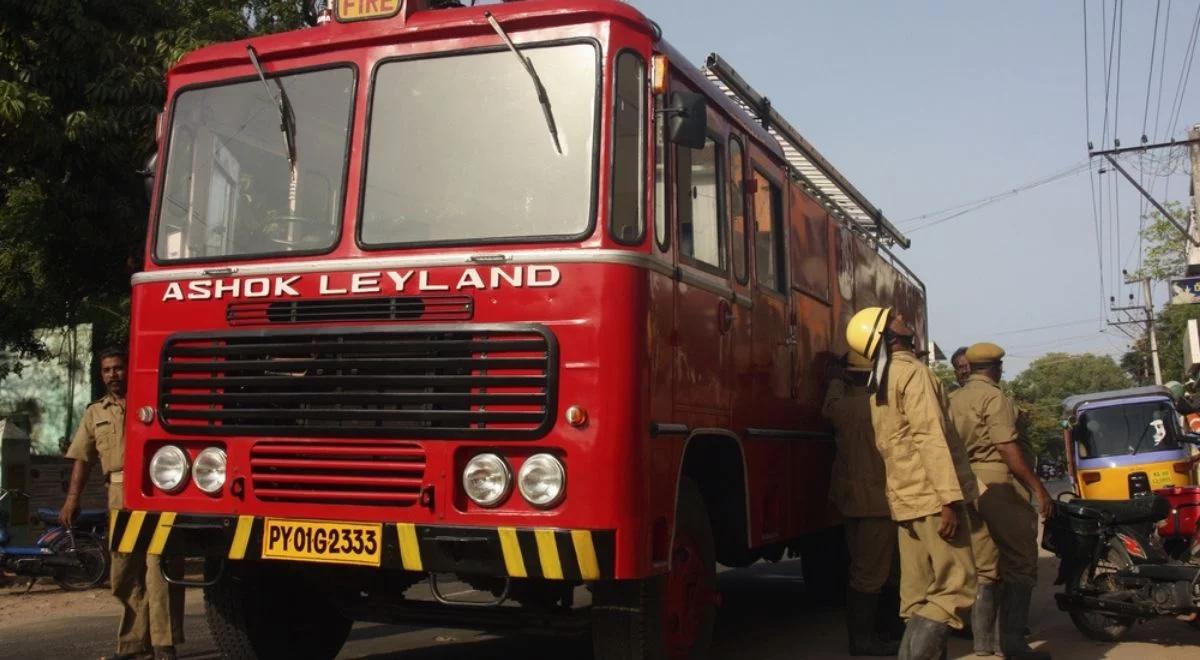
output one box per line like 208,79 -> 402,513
999,583 -> 1050,660
152,647 -> 176,660
899,615 -> 950,660
972,582 -> 999,656
846,589 -> 901,656
100,653 -> 150,660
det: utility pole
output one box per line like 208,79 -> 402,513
1110,272 -> 1162,385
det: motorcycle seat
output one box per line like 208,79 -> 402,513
36,507 -> 107,528
1062,495 -> 1171,525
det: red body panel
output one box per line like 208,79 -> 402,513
124,0 -> 926,581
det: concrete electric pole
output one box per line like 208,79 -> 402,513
1110,272 -> 1163,386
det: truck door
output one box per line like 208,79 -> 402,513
672,111 -> 733,417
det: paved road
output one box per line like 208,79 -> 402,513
3,480 -> 1199,658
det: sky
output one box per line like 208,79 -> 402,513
626,0 -> 1200,376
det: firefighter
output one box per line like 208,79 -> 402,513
846,307 -> 978,660
824,351 -> 900,656
59,347 -> 184,660
948,343 -> 1052,660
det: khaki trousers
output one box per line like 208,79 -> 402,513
975,466 -> 1039,587
845,516 -> 898,594
966,502 -> 1000,585
897,508 -> 977,629
108,484 -> 185,654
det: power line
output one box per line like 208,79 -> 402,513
1142,0 -> 1163,139
1166,2 -> 1200,136
1084,0 -> 1094,145
899,161 -> 1091,230
1102,0 -> 1118,147
1152,0 -> 1174,142
1114,0 -> 1124,142
992,317 -> 1105,337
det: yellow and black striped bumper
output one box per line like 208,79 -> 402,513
109,510 -> 616,581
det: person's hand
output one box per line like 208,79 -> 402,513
1035,485 -> 1053,519
937,504 -> 959,540
59,496 -> 79,527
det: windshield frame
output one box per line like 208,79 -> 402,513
1073,398 -> 1184,459
355,38 -> 603,252
150,62 -> 359,266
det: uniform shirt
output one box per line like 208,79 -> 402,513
65,394 -> 126,476
823,378 -> 890,518
948,374 -> 1019,468
870,351 -> 979,522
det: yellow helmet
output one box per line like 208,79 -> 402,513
846,307 -> 892,361
846,350 -> 873,371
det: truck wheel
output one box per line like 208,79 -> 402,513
204,561 -> 352,659
592,478 -> 716,660
798,525 -> 848,605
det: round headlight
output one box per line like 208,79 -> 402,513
462,454 -> 512,507
517,453 -> 566,508
192,447 -> 227,494
149,445 -> 189,493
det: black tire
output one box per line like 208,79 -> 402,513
1065,546 -> 1135,642
797,525 -> 849,605
204,561 -> 353,660
592,478 -> 716,660
52,532 -> 109,591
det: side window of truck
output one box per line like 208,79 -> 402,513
677,136 -> 726,271
610,51 -> 646,245
729,137 -> 748,283
753,170 -> 785,292
653,95 -> 668,251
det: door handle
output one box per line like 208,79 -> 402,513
718,299 -> 733,334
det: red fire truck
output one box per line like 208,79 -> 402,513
116,1 -> 927,657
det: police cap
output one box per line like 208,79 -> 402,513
966,342 -> 1006,365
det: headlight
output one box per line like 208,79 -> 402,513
462,453 -> 511,507
517,453 -> 566,508
149,445 -> 189,493
192,447 -> 227,494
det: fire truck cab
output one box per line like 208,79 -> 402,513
118,1 -> 927,658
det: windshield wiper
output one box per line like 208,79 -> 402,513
484,11 -> 562,154
1130,421 -> 1153,455
246,44 -> 298,170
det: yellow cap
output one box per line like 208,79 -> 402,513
846,351 -> 873,371
846,307 -> 892,361
966,342 -> 1006,365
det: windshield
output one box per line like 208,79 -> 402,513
360,43 -> 598,247
1074,400 -> 1182,458
155,67 -> 354,261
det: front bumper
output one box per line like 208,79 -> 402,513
108,509 -> 616,581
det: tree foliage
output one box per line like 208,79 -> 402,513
1009,353 -> 1131,455
1131,201 -> 1190,283
0,1 -> 314,377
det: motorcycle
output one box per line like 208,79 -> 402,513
0,488 -> 110,591
1043,489 -> 1200,641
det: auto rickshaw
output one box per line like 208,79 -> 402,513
1062,385 -> 1196,499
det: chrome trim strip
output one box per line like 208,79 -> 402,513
677,267 -> 734,300
131,249 -> 676,284
733,292 -> 753,309
744,428 -> 834,443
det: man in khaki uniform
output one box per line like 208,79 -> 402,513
949,343 -> 1051,660
951,347 -> 971,388
824,351 -> 900,656
846,307 -> 978,660
60,347 -> 183,660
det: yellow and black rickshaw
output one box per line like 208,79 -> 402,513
1062,386 -> 1196,499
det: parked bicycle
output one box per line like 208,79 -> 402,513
0,488 -> 109,591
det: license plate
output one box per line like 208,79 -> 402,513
1149,469 -> 1174,489
262,519 -> 383,567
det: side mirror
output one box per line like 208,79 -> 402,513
1183,433 -> 1200,446
139,152 -> 158,203
666,91 -> 707,149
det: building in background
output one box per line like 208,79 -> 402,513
0,324 -> 92,456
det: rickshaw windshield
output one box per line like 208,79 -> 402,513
1073,400 -> 1182,458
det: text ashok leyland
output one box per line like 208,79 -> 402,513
160,264 -> 563,301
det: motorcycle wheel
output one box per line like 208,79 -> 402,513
52,532 -> 110,591
1065,546 -> 1135,642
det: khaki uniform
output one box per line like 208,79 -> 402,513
870,351 -> 977,628
949,375 -> 1039,587
67,395 -> 184,655
823,379 -> 897,594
